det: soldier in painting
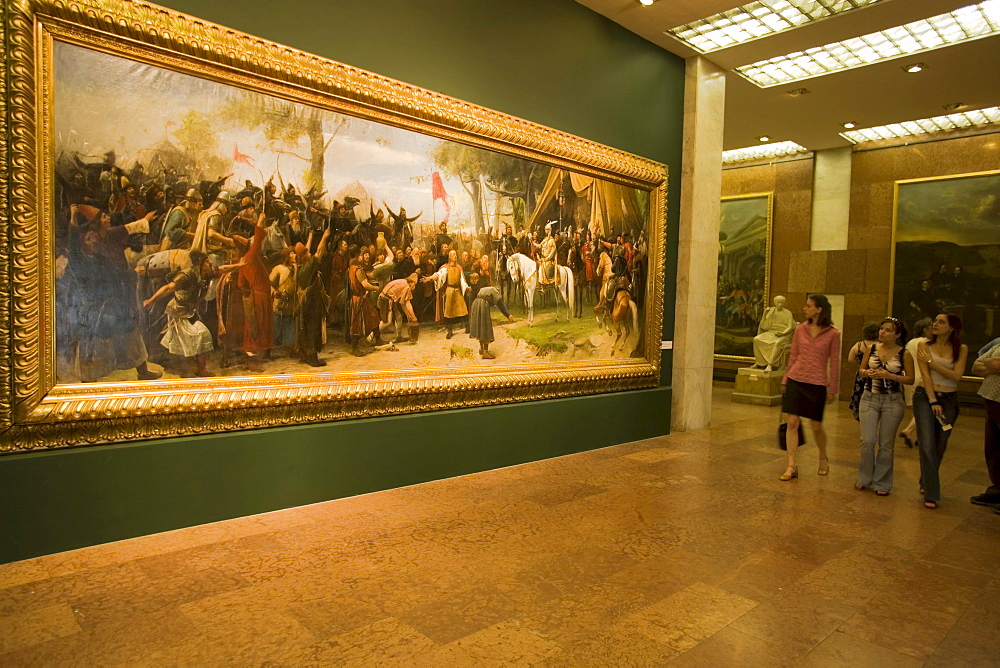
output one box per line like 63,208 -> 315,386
430,249 -> 470,339
294,227 -> 331,366
469,286 -> 514,359
160,188 -> 203,250
347,245 -> 383,356
143,251 -> 243,377
269,247 -> 297,357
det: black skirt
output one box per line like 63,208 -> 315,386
783,378 -> 827,422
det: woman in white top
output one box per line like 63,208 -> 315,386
913,313 -> 968,509
898,318 -> 933,447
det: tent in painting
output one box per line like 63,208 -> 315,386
334,180 -> 374,217
525,167 -> 644,238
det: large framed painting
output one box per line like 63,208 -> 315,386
890,170 -> 1000,377
715,193 -> 773,361
0,0 -> 667,452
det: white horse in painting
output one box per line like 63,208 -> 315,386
506,253 -> 574,325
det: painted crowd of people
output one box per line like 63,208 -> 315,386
54,151 -> 646,380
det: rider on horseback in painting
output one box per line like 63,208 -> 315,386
539,221 -> 558,286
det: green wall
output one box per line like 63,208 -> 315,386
0,0 -> 684,564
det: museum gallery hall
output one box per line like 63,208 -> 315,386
2,0 -> 999,664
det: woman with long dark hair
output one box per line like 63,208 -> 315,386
856,317 -> 913,495
913,313 -> 968,509
780,294 -> 841,481
846,321 -> 881,421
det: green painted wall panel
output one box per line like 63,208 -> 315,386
1,389 -> 671,562
0,0 -> 684,563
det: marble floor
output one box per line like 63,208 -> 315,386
2,387 -> 998,666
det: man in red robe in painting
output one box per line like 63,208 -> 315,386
237,214 -> 274,371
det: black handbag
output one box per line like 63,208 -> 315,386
778,421 -> 806,451
847,342 -> 871,421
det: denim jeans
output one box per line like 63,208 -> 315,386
913,386 -> 960,502
858,390 -> 905,492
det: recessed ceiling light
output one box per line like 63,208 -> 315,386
842,121 -> 857,129
666,0 -> 884,53
757,135 -> 771,142
903,63 -> 925,73
723,141 -> 809,164
734,1 -> 998,88
840,106 -> 1000,144
942,102 -> 965,111
639,0 -> 655,5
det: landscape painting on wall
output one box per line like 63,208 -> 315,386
891,170 -> 1000,376
0,0 -> 667,451
715,193 -> 772,360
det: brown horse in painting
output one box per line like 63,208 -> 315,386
595,280 -> 638,354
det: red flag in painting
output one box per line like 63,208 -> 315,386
432,171 -> 448,202
233,144 -> 255,166
431,171 -> 451,223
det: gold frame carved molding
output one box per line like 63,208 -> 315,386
0,0 -> 668,452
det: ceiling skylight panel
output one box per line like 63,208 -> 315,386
894,34 -> 923,54
722,141 -> 809,164
840,106 -> 1000,143
735,1 -> 1000,87
666,0 -> 883,53
810,50 -> 841,68
799,1 -> 822,15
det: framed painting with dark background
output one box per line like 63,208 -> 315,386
890,170 -> 1000,377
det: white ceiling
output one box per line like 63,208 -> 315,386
576,0 -> 1000,151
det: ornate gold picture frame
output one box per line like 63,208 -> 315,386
714,193 -> 773,362
0,0 -> 667,452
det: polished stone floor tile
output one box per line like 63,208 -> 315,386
623,581 -> 758,651
668,626 -> 801,666
839,590 -> 960,659
432,619 -> 563,666
0,602 -> 81,654
1,387 -> 995,664
802,629 -> 925,667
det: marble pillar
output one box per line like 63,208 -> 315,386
810,147 -> 852,251
672,56 -> 725,432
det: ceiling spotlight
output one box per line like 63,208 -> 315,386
786,88 -> 811,97
942,102 -> 965,111
757,135 -> 771,142
638,0 -> 655,5
842,121 -> 857,129
903,63 -> 925,73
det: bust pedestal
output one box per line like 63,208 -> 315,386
732,367 -> 783,406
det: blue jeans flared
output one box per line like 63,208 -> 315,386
858,390 -> 905,492
913,386 -> 960,503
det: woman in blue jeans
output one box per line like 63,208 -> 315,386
856,318 -> 913,495
913,314 -> 968,509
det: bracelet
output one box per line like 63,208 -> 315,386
929,401 -> 940,406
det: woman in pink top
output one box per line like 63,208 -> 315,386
780,294 -> 841,481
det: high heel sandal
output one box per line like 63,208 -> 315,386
818,459 -> 829,476
923,500 -> 938,509
779,467 -> 798,481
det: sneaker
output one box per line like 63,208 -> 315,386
970,494 -> 1000,507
